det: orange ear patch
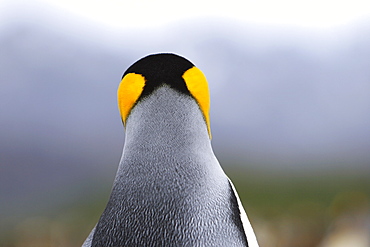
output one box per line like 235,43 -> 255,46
117,73 -> 146,125
183,67 -> 212,138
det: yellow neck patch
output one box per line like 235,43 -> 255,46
182,67 -> 212,139
117,67 -> 211,139
117,73 -> 146,125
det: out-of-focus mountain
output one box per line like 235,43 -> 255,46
1,12 -> 370,222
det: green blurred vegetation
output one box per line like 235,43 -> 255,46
1,167 -> 369,247
226,167 -> 370,247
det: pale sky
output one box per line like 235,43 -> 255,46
1,0 -> 370,167
1,0 -> 370,30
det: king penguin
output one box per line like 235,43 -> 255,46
82,53 -> 259,247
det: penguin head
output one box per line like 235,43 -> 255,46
117,53 -> 211,138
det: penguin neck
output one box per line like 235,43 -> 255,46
123,86 -> 212,157
113,86 -> 224,195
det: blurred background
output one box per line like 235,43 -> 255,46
1,0 -> 370,246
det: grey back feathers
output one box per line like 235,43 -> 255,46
83,54 -> 259,247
